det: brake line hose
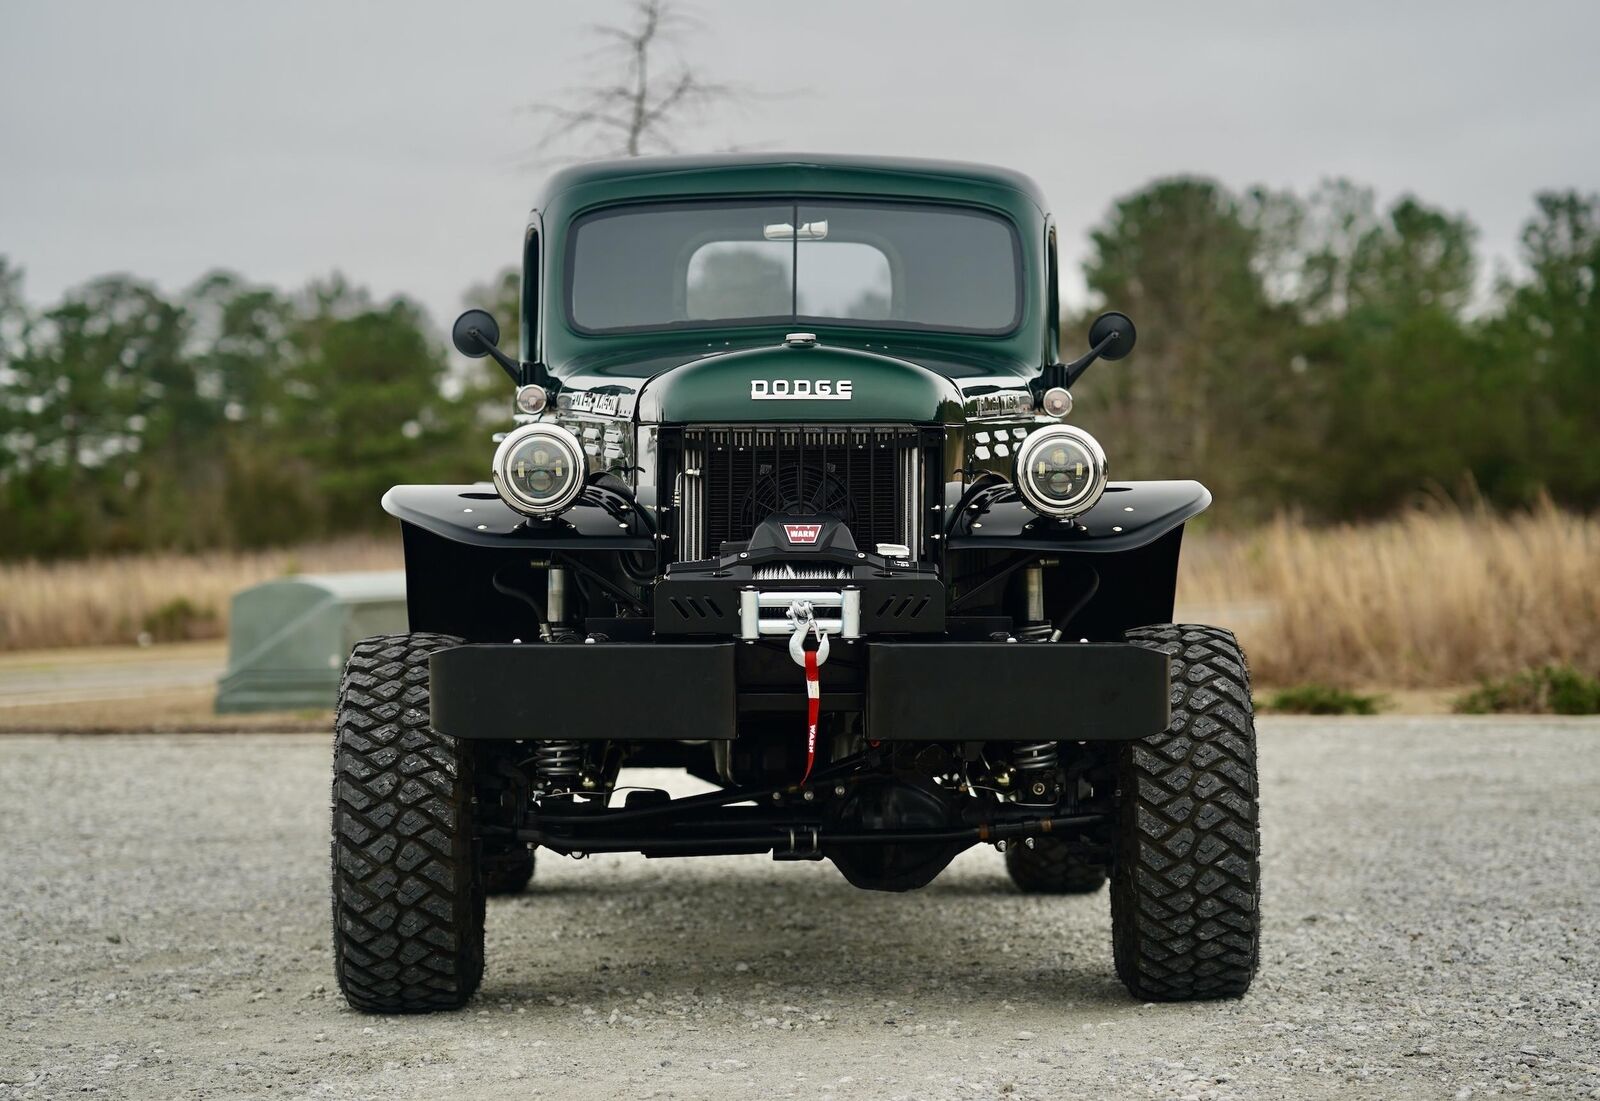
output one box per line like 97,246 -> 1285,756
1048,566 -> 1100,642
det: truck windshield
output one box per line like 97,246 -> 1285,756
566,200 -> 1021,335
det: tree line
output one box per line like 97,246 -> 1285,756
1,179 -> 1595,559
1076,179 -> 1598,519
0,267 -> 513,558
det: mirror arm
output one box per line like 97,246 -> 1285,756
1040,329 -> 1121,393
1061,345 -> 1102,389
469,326 -> 523,384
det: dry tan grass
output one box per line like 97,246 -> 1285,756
0,536 -> 401,652
1179,502 -> 1600,688
2,510 -> 1595,692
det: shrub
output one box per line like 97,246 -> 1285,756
1265,684 -> 1384,715
140,597 -> 219,643
1454,666 -> 1600,715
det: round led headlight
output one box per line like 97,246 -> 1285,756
492,423 -> 585,517
1014,424 -> 1108,518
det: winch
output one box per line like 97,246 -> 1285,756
653,512 -> 944,637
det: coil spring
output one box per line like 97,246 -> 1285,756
534,740 -> 583,784
1012,741 -> 1059,774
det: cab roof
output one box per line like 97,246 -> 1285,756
534,152 -> 1048,212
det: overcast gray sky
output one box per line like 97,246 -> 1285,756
4,0 -> 1598,330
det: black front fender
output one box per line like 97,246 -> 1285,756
944,479 -> 1210,552
383,484 -> 655,551
386,483 -> 654,641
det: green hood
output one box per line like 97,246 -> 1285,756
634,343 -> 964,424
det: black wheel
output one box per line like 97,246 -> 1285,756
1112,624 -> 1260,1001
482,841 -> 536,896
331,633 -> 485,1013
1005,836 -> 1107,894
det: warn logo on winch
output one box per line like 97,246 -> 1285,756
783,523 -> 823,545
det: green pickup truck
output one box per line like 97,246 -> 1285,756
331,153 -> 1260,1013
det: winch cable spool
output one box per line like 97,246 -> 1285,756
786,600 -> 830,784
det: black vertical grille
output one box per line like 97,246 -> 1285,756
676,426 -> 923,560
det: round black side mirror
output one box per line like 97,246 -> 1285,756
1087,311 -> 1137,360
452,309 -> 501,359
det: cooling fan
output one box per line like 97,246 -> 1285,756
738,462 -> 856,530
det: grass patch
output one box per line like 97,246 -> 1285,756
1180,502 -> 1600,688
1264,684 -> 1385,715
2,504 -> 1598,684
1454,665 -> 1600,715
0,536 -> 399,651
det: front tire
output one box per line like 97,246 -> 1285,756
1112,625 -> 1260,1001
331,633 -> 485,1013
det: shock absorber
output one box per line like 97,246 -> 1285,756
547,567 -> 568,627
1025,565 -> 1044,624
1011,741 -> 1060,806
534,740 -> 583,790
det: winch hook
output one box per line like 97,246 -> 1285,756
786,600 -> 831,667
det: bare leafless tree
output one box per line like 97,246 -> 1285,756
526,0 -> 738,162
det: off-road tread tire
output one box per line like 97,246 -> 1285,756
1113,625 -> 1260,1001
1005,837 -> 1107,894
482,843 -> 536,896
332,632 -> 484,1013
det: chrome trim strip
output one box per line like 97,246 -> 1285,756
678,437 -> 705,561
900,444 -> 922,554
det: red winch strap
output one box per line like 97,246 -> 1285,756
802,648 -> 820,783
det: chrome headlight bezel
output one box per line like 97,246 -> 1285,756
491,422 -> 586,517
1014,424 -> 1109,518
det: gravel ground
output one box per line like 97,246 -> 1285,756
2,718 -> 1598,1100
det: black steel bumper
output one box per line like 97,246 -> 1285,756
430,640 -> 1169,742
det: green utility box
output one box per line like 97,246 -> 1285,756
214,572 -> 408,713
